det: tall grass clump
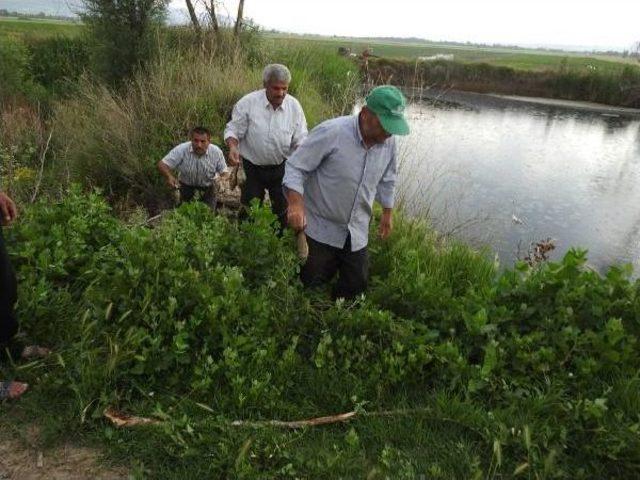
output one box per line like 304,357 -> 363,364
52,47 -> 259,210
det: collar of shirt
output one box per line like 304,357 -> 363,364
353,115 -> 365,147
262,89 -> 287,112
188,144 -> 209,157
352,114 -> 390,151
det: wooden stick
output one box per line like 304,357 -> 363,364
296,230 -> 309,261
231,411 -> 357,428
30,130 -> 53,203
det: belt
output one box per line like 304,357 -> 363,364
242,157 -> 286,170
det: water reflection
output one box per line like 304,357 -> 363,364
398,93 -> 640,272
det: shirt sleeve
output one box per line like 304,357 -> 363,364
216,148 -> 229,174
224,96 -> 250,141
291,102 -> 308,149
283,121 -> 334,196
161,144 -> 185,169
375,143 -> 397,209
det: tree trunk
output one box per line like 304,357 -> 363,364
233,0 -> 245,37
205,0 -> 219,33
184,0 -> 202,36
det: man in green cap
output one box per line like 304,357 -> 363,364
284,85 -> 410,299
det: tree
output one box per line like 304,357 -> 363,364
81,0 -> 169,85
184,0 -> 202,37
233,0 -> 245,37
203,0 -> 219,34
633,41 -> 640,62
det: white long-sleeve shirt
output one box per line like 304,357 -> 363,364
224,89 -> 307,166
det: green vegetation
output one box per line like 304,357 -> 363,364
266,34 -> 637,74
370,57 -> 640,108
1,11 -> 640,479
0,16 -> 81,40
2,190 -> 639,478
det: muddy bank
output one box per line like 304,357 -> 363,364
403,86 -> 640,119
366,58 -> 640,109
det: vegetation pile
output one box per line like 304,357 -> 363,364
2,189 -> 639,478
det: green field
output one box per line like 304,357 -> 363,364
0,16 -> 81,39
266,33 -> 639,74
1,17 -> 635,75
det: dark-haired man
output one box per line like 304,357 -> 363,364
157,127 -> 229,209
284,85 -> 410,299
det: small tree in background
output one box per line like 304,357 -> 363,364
633,41 -> 640,62
81,0 -> 169,85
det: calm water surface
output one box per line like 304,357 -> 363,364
397,92 -> 640,272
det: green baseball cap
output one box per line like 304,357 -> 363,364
365,85 -> 410,136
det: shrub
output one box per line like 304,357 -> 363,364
26,36 -> 91,97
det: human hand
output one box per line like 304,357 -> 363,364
166,176 -> 180,189
287,203 -> 306,232
0,192 -> 17,226
228,146 -> 241,166
378,210 -> 393,239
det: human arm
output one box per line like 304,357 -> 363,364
157,160 -> 179,189
282,121 -> 335,231
375,144 -> 398,239
286,189 -> 306,232
224,97 -> 250,166
379,208 -> 393,239
0,191 -> 17,225
290,102 -> 308,151
215,147 -> 230,178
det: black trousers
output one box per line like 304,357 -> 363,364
301,234 -> 369,300
240,158 -> 287,228
179,183 -> 216,210
0,227 -> 18,347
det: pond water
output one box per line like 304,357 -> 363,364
397,90 -> 640,272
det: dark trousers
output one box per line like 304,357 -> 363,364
301,234 -> 369,299
0,228 -> 18,347
179,183 -> 216,210
240,158 -> 287,228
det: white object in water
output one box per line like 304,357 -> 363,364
511,214 -> 526,225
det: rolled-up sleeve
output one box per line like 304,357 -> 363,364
375,144 -> 397,208
283,122 -> 333,196
224,97 -> 249,141
161,144 -> 184,168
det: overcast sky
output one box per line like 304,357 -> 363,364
170,0 -> 639,51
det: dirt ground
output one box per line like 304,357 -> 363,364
0,426 -> 127,480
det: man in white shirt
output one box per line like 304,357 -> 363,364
224,64 -> 307,227
157,127 -> 229,210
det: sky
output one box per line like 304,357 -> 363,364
169,0 -> 639,51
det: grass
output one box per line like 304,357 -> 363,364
265,34 -> 640,75
0,16 -> 82,40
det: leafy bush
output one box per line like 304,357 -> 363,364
4,189 -> 640,478
26,36 -> 91,98
0,37 -> 46,104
